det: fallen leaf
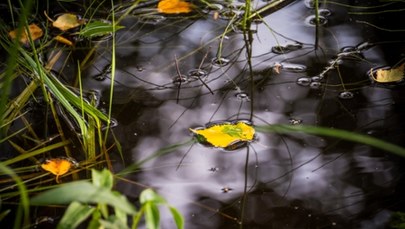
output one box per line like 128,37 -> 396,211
190,121 -> 255,150
8,23 -> 43,44
54,35 -> 73,46
41,157 -> 77,183
53,13 -> 85,31
373,63 -> 405,83
158,0 -> 193,14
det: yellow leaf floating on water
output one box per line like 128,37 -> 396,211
52,13 -> 85,31
8,23 -> 43,44
372,63 -> 405,83
158,0 -> 193,14
190,121 -> 255,150
41,157 -> 77,183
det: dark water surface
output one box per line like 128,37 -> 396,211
77,1 -> 405,228
14,0 -> 404,228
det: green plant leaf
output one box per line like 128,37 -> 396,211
57,201 -> 94,229
92,168 -> 114,189
168,206 -> 184,229
30,181 -> 136,214
78,21 -> 124,38
140,189 -> 166,205
144,202 -> 160,229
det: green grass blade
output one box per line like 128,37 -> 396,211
255,124 -> 405,157
168,206 -> 184,229
3,140 -> 70,166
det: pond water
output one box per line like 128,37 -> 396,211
3,0 -> 405,228
75,0 -> 405,228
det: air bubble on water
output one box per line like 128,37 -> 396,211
305,15 -> 327,26
172,75 -> 188,85
281,62 -> 307,72
138,15 -> 166,24
304,0 -> 318,8
310,81 -> 321,89
188,69 -> 208,80
340,46 -> 357,53
212,57 -> 230,67
311,76 -> 322,82
235,92 -> 250,101
338,91 -> 354,99
319,8 -> 332,17
296,77 -> 312,86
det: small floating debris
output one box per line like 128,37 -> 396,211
172,74 -> 188,85
235,92 -> 250,101
271,43 -> 303,54
289,118 -> 303,125
369,63 -> 405,85
221,187 -> 233,193
190,120 -> 255,150
188,69 -> 208,80
279,62 -> 307,73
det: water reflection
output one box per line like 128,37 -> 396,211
81,0 -> 405,228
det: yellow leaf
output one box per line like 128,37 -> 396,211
8,23 -> 43,44
158,0 -> 193,14
53,13 -> 85,31
41,157 -> 77,182
190,121 -> 255,149
373,63 -> 405,83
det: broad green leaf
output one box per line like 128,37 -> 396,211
30,181 -> 136,214
140,189 -> 166,205
169,206 -> 184,229
57,201 -> 94,229
92,168 -> 114,189
190,121 -> 255,149
78,21 -> 124,38
144,202 -> 160,229
99,215 -> 129,229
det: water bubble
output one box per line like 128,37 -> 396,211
138,15 -> 166,25
311,76 -> 322,82
296,77 -> 312,86
188,69 -> 208,80
340,46 -> 356,53
318,8 -> 332,17
271,43 -> 303,54
338,91 -> 354,99
212,57 -> 230,67
221,187 -> 233,193
280,62 -> 307,72
305,15 -> 328,26
304,0 -> 318,8
235,92 -> 250,101
309,81 -> 322,89
172,75 -> 188,85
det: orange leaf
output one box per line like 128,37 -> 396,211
41,157 -> 77,182
8,23 -> 43,44
158,0 -> 192,14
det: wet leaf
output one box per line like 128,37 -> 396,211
8,23 -> 43,44
373,63 -> 405,83
158,0 -> 193,14
190,121 -> 255,149
41,157 -> 77,182
53,13 -> 85,31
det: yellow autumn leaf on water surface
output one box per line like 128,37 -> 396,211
52,13 -> 85,31
190,121 -> 255,149
373,63 -> 405,83
41,157 -> 77,182
158,0 -> 193,14
8,23 -> 43,44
